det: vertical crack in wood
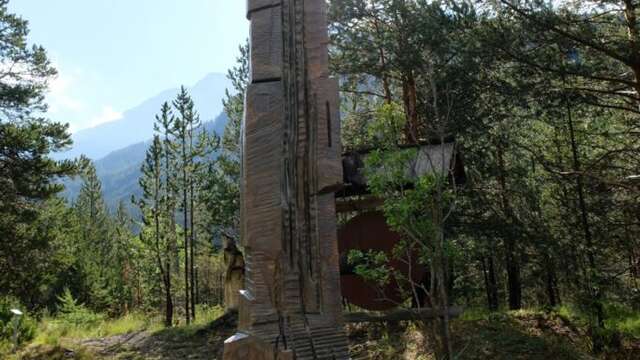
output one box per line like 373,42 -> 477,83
224,0 -> 348,358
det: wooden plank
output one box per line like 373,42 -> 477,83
335,196 -> 384,213
344,307 -> 463,323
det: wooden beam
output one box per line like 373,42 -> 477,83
344,307 -> 463,323
336,196 -> 384,213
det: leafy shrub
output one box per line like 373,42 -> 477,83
603,302 -> 640,338
55,289 -> 104,327
0,296 -> 37,346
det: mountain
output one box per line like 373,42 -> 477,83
59,72 -> 232,160
62,112 -> 229,211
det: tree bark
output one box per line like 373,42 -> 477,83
623,0 -> 640,98
562,71 -> 604,353
481,255 -> 499,311
545,257 -> 559,307
372,17 -> 392,104
189,124 -> 197,321
496,142 -> 522,310
164,267 -> 174,327
182,136 -> 191,325
402,72 -> 419,143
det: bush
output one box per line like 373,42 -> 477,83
55,289 -> 104,327
0,296 -> 37,347
603,302 -> 640,338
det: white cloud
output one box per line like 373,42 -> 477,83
89,106 -> 123,128
48,72 -> 84,113
43,63 -> 124,133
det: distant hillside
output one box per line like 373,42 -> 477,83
58,73 -> 232,160
62,112 -> 229,211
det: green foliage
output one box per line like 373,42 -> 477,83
359,99 -> 458,357
0,296 -> 37,348
34,311 -> 162,346
70,162 -> 135,314
3,0 -> 640,358
348,250 -> 391,285
333,0 -> 640,356
0,1 -> 78,307
364,139 -> 453,265
55,289 -> 104,328
367,102 -> 407,149
603,303 -> 640,339
202,42 -> 248,242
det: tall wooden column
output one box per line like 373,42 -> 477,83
223,0 -> 349,359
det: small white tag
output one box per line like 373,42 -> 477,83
224,332 -> 249,344
239,289 -> 256,301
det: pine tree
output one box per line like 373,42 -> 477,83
154,101 -> 179,276
0,0 -> 77,303
202,42 -> 248,243
113,201 -> 134,314
171,87 -> 199,323
73,160 -> 113,310
138,135 -> 174,326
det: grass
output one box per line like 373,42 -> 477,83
32,304 -> 225,345
446,307 -> 587,360
544,302 -> 640,341
1,304 -> 226,359
450,304 -> 640,359
148,305 -> 225,341
32,311 -> 164,346
5,303 -> 640,359
349,308 -> 588,360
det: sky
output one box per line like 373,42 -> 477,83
8,0 -> 248,132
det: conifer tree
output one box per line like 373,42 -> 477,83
0,0 -> 78,302
113,201 -> 134,313
74,160 -> 113,310
172,87 -> 199,323
155,102 -> 179,275
138,135 -> 174,326
202,42 -> 248,242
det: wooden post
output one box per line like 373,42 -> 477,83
223,1 -> 349,358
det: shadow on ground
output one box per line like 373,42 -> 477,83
348,311 -> 640,360
79,312 -> 237,360
17,310 -> 640,360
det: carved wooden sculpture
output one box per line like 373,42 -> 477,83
223,0 -> 349,359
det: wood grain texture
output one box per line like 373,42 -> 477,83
225,1 -> 349,359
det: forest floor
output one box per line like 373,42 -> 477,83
10,308 -> 640,360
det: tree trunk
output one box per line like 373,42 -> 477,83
505,243 -> 522,310
481,255 -> 499,311
623,0 -> 640,98
189,135 -> 197,321
373,18 -> 392,104
402,72 -> 419,143
545,258 -> 559,307
165,267 -> 174,327
496,142 -> 522,310
195,267 -> 199,305
429,193 -> 453,359
435,229 -> 453,359
182,139 -> 191,325
562,71 -> 604,353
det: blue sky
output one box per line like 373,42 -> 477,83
9,1 -> 248,132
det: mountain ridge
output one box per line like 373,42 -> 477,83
59,72 -> 231,160
59,72 -> 232,210
62,112 -> 229,211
